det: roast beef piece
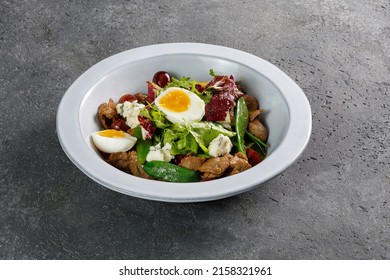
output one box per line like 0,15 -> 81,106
128,151 -> 151,179
178,155 -> 206,171
108,151 -> 151,179
242,94 -> 259,111
228,152 -> 252,175
108,152 -> 132,171
98,98 -> 118,128
248,119 -> 268,142
248,109 -> 265,122
198,152 -> 252,180
198,155 -> 231,180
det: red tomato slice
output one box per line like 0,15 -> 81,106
246,148 -> 262,166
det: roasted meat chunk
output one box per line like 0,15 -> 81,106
128,151 -> 151,179
228,152 -> 252,175
98,98 -> 118,129
248,118 -> 268,142
108,151 -> 132,171
242,94 -> 259,111
198,155 -> 231,180
248,109 -> 265,122
178,155 -> 206,171
198,152 -> 252,180
108,151 -> 151,179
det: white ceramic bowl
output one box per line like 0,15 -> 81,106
57,43 -> 311,202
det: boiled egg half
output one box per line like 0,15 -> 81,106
91,129 -> 137,153
155,87 -> 205,124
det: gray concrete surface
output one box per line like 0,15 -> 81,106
1,0 -> 389,259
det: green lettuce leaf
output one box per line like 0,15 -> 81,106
139,104 -> 170,129
162,121 -> 236,156
187,122 -> 236,153
162,123 -> 199,156
165,76 -> 194,90
165,76 -> 212,104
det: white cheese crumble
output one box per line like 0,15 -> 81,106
146,143 -> 173,162
141,126 -> 148,140
208,134 -> 233,157
116,100 -> 145,129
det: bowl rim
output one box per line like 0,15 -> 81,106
56,42 -> 312,202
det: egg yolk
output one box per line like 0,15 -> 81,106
158,89 -> 190,112
97,129 -> 126,138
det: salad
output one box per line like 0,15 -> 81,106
91,70 -> 268,182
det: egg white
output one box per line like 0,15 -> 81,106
155,87 -> 205,124
91,130 -> 137,153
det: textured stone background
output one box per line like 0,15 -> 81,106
1,0 -> 389,259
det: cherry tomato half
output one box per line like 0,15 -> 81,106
118,94 -> 136,104
246,148 -> 262,166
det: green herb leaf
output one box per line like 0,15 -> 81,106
162,123 -> 199,156
187,122 -> 236,154
139,104 -> 170,129
165,76 -> 192,89
245,130 -> 268,156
